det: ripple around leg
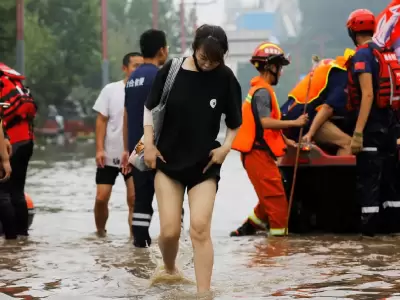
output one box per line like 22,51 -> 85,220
149,265 -> 194,287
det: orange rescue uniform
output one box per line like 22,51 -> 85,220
287,56 -> 348,114
232,76 -> 287,236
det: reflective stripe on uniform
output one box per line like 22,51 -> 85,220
245,94 -> 252,103
248,211 -> 267,229
362,206 -> 379,213
269,228 -> 286,236
383,201 -> 400,208
133,213 -> 152,227
132,220 -> 150,226
362,147 -> 378,152
133,213 -> 151,220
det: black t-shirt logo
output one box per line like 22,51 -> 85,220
210,98 -> 217,108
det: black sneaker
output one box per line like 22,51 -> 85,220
230,220 -> 258,237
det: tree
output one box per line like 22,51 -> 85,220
107,0 -> 194,81
26,0 -> 101,104
0,0 -> 16,65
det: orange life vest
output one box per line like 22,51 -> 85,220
232,76 -> 286,157
288,57 -> 347,110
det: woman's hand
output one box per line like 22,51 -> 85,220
203,145 -> 230,173
144,144 -> 165,169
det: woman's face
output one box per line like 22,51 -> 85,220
194,47 -> 221,71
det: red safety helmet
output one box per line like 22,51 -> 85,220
250,42 -> 290,67
346,9 -> 376,32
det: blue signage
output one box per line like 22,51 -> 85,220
236,12 -> 276,31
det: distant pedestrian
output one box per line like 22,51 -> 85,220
93,52 -> 143,238
121,29 -> 185,248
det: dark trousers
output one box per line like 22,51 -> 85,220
131,168 -> 155,247
356,125 -> 400,235
8,140 -> 33,236
0,184 -> 16,239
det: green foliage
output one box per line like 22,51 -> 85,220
107,0 -> 194,81
1,0 -> 189,118
0,0 -> 16,64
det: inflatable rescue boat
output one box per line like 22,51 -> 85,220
279,144 -> 399,234
0,193 -> 35,235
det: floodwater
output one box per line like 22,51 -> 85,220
2,142 -> 400,299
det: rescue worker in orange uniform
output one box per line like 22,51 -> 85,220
346,9 -> 400,236
282,49 -> 354,155
281,52 -> 353,156
230,42 -> 308,237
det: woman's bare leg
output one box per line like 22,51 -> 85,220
155,170 -> 185,272
187,178 -> 217,293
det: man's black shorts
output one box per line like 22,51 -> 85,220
95,166 -> 132,185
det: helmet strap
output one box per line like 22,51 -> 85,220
348,28 -> 358,46
265,64 -> 281,86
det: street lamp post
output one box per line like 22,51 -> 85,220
180,0 -> 186,53
16,0 -> 24,75
180,0 -> 217,54
101,0 -> 109,87
152,0 -> 159,29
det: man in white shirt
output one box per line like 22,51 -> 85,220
93,52 -> 144,237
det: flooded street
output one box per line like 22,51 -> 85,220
2,144 -> 400,299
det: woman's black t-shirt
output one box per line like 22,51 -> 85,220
145,58 -> 242,172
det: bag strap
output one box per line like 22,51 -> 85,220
159,57 -> 184,106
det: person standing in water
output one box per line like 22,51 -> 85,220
230,42 -> 307,237
121,29 -> 185,248
143,24 -> 242,294
93,52 -> 143,238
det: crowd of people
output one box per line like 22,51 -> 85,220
91,7 -> 400,292
2,3 -> 400,295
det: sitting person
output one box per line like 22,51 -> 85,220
281,51 -> 354,156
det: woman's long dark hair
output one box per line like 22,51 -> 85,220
191,24 -> 229,64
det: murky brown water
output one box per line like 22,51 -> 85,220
2,143 -> 400,299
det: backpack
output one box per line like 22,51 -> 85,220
365,43 -> 400,110
0,63 -> 37,129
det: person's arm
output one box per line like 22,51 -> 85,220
355,73 -> 374,133
123,108 -> 129,152
255,90 -> 303,129
307,104 -> 334,137
92,86 -> 109,167
261,115 -> 300,129
95,113 -> 108,152
308,71 -> 348,136
221,72 -> 243,150
0,123 -> 9,162
352,52 -> 374,134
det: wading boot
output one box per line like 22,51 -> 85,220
230,219 -> 258,237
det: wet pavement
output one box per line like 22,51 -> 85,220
2,143 -> 400,299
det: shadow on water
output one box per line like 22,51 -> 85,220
2,144 -> 400,299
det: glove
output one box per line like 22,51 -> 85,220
350,131 -> 363,154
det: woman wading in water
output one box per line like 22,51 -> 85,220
143,24 -> 242,294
